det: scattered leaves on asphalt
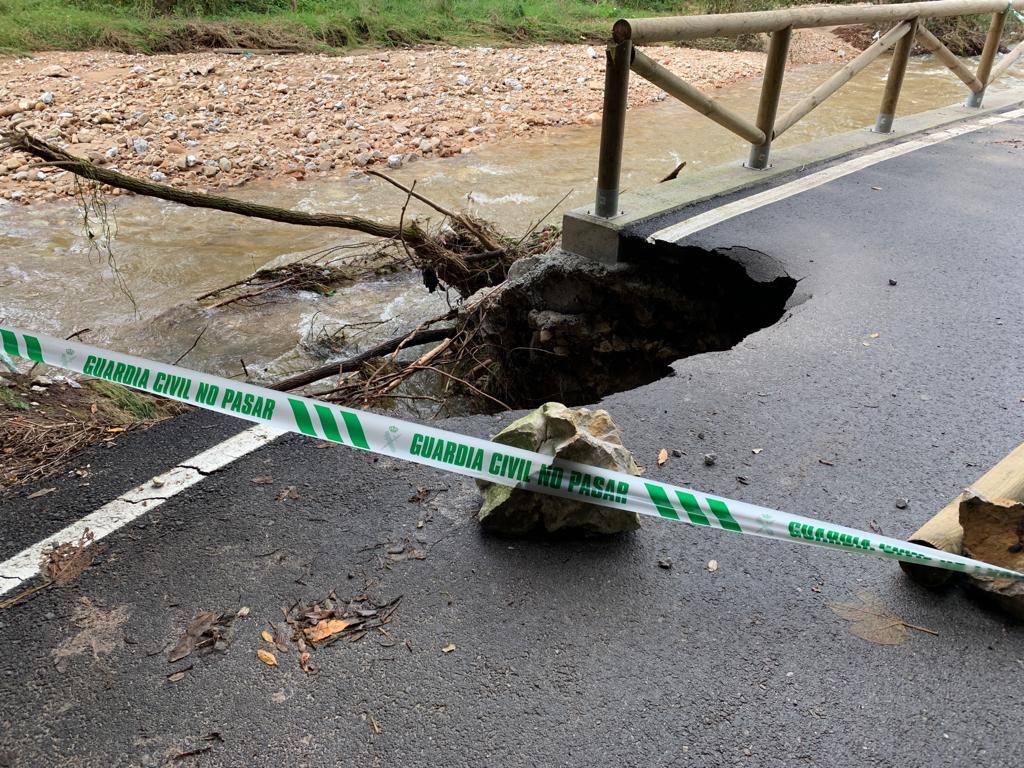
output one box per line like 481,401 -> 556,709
250,474 -> 273,485
276,485 -> 300,501
167,669 -> 189,683
27,486 -> 56,499
276,591 -> 402,671
829,592 -> 938,645
260,630 -> 274,644
256,648 -> 278,667
408,486 -> 432,503
385,540 -> 427,563
657,448 -> 669,466
41,527 -> 105,586
168,610 -> 238,663
304,618 -> 360,644
441,643 -> 456,653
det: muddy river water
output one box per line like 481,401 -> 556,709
2,56 -> 1021,383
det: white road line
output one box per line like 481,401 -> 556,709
648,107 -> 1024,244
0,424 -> 281,596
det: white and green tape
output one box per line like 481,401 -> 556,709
3,325 -> 1022,582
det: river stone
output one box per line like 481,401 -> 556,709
476,402 -> 641,536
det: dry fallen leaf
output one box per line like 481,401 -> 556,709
256,648 -> 278,667
657,448 -> 669,466
167,610 -> 234,662
251,475 -> 273,485
303,618 -> 359,644
260,630 -> 274,644
27,487 -> 56,499
408,487 -> 431,503
167,671 -> 187,683
168,611 -> 218,662
40,528 -> 103,586
441,643 -> 456,654
829,592 -> 937,645
236,606 -> 250,618
276,485 -> 300,501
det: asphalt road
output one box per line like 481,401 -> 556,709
2,114 -> 1023,767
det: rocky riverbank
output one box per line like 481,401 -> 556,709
0,31 -> 852,204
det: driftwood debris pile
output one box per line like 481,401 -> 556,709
1,126 -> 562,413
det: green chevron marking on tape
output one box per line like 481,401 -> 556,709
3,324 -> 1022,583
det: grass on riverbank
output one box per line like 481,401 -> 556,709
0,1 -> 1016,57
0,370 -> 183,492
0,0 -> 849,54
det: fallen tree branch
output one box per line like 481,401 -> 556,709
269,326 -> 456,391
1,129 -> 429,245
365,169 -> 501,252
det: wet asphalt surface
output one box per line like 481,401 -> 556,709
1,114 -> 1023,767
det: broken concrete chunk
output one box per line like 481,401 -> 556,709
476,402 -> 641,536
960,493 -> 1024,619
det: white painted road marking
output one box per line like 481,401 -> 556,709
648,108 -> 1024,244
0,424 -> 281,597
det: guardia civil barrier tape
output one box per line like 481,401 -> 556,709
3,325 -> 1022,582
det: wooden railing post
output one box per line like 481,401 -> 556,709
967,9 -> 1007,106
874,18 -> 919,133
594,39 -> 633,218
747,26 -> 792,170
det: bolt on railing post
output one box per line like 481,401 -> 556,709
874,18 -> 918,133
594,39 -> 633,218
747,26 -> 792,170
967,9 -> 1007,107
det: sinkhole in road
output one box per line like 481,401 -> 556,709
473,242 -> 799,407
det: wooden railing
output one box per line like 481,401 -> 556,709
595,0 -> 1024,217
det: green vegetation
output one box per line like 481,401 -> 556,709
88,379 -> 158,420
0,0 -> 1014,55
0,0 -> 835,54
0,385 -> 30,410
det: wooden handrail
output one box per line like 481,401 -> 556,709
774,21 -> 912,139
614,0 -> 1019,44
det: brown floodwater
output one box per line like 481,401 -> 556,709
1,55 -> 1021,385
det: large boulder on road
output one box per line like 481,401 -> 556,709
476,402 -> 641,536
